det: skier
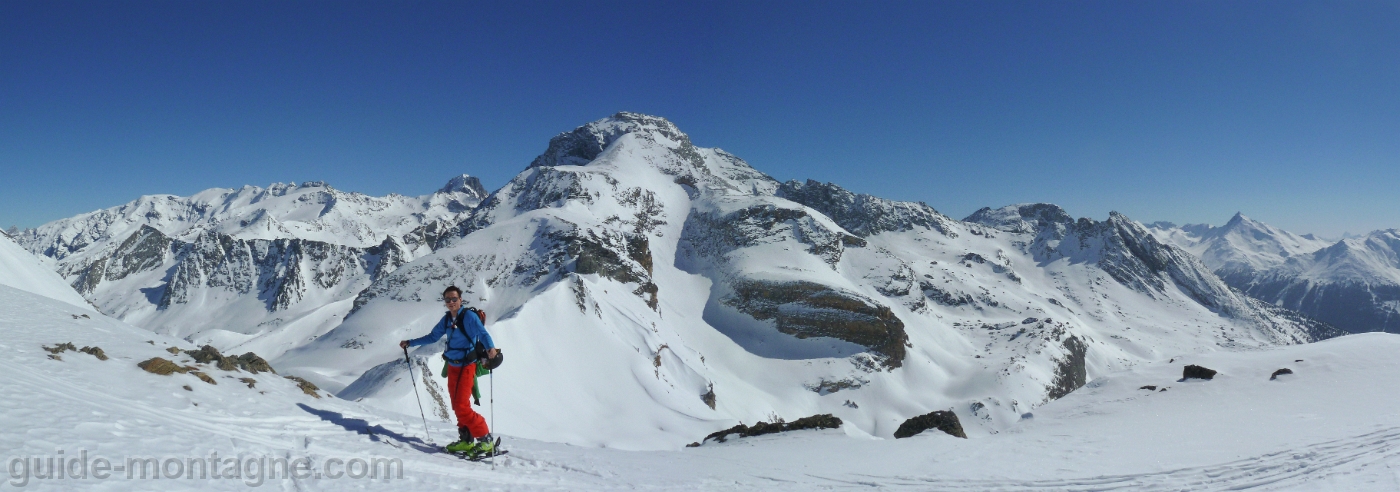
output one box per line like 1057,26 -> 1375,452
400,285 -> 499,457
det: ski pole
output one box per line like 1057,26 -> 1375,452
404,346 -> 433,444
490,369 -> 495,468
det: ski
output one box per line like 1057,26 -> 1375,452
442,437 -> 506,461
443,449 -> 509,461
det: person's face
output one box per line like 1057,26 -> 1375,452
443,293 -> 461,309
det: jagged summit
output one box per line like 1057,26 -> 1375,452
437,174 -> 488,199
964,203 -> 1074,233
529,112 -> 696,169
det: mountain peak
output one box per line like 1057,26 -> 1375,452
437,174 -> 488,198
1224,212 -> 1251,228
528,112 -> 693,169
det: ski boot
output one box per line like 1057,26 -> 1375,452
468,433 -> 496,459
444,427 -> 477,455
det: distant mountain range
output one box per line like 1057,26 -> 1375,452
11,177 -> 486,359
1147,215 -> 1400,334
12,113 -> 1358,446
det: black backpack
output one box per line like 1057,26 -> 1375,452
446,307 -> 503,370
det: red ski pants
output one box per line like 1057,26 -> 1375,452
447,363 -> 489,438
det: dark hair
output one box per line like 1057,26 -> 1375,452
443,285 -> 463,298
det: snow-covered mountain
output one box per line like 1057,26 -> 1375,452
1149,216 -> 1400,333
266,113 -> 1335,449
12,177 -> 486,358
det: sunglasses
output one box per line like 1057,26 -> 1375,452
442,297 -> 461,303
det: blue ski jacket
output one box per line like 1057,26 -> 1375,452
407,307 -> 494,366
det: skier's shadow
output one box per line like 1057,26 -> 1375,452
297,403 -> 438,453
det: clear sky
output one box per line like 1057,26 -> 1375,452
3,1 -> 1397,238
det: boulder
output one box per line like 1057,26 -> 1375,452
138,357 -> 189,375
236,352 -> 276,374
186,345 -> 238,371
699,414 -> 843,444
1182,364 -> 1217,380
285,376 -> 321,398
1269,368 -> 1293,380
79,346 -> 108,361
894,410 -> 967,439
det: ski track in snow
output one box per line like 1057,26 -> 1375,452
829,427 -> 1400,491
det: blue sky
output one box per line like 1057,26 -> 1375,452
3,1 -> 1397,237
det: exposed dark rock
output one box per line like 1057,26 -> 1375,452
919,282 -> 974,307
681,204 -> 856,267
186,345 -> 239,371
158,231 -> 378,312
804,377 -> 867,395
725,280 -> 907,368
894,410 -> 967,439
1183,364 -> 1218,380
1140,385 -> 1157,391
79,346 -> 108,361
235,352 -> 276,374
166,347 -> 182,355
286,376 -> 322,398
776,179 -> 956,237
182,385 -> 192,391
104,225 -> 172,282
138,357 -> 189,375
1269,368 -> 1293,380
965,203 -> 1074,234
192,371 -> 217,385
239,377 -> 258,388
43,342 -> 76,356
699,414 -> 843,444
701,383 -> 716,410
1046,336 -> 1087,400
568,231 -> 658,310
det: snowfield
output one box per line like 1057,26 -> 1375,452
4,281 -> 1400,490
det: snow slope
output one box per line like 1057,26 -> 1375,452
0,231 -> 92,309
4,278 -> 1399,490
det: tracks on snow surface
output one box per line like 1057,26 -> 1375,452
826,426 -> 1400,491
